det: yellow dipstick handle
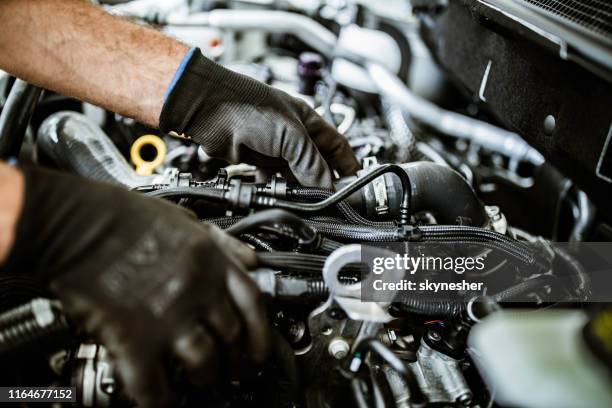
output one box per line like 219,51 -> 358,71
130,134 -> 167,176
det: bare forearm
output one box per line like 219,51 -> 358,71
0,163 -> 24,265
0,0 -> 189,126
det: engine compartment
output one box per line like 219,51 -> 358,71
1,1 -> 611,407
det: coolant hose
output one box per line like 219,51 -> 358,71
37,111 -> 157,189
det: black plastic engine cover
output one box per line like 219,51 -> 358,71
420,0 -> 612,207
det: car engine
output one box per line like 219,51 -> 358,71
1,0 -> 611,407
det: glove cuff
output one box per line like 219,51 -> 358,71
164,47 -> 197,102
158,48 -> 269,155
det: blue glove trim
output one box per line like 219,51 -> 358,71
164,47 -> 197,102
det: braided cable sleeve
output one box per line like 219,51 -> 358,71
266,164 -> 413,226
203,216 -> 543,267
289,187 -> 394,228
241,234 -> 275,252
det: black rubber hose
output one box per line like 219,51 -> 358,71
392,298 -> 465,317
492,275 -> 557,302
37,112 -> 156,189
257,252 -> 364,276
305,219 -> 400,242
289,188 -> 394,228
226,209 -> 316,243
203,216 -> 240,229
204,215 -> 540,265
552,246 -> 591,299
206,216 -> 543,268
418,225 -> 541,266
257,164 -> 413,226
212,209 -> 343,253
0,80 -> 43,159
0,298 -> 70,357
336,162 -> 487,226
257,252 -> 330,275
145,186 -> 226,201
319,237 -> 343,253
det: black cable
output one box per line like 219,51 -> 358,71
289,187 -> 394,228
257,164 -> 413,226
226,209 -> 315,242
319,237 -> 343,254
203,216 -> 239,229
134,181 -> 216,192
492,275 -> 557,302
305,219 -> 400,242
205,215 -> 542,266
257,252 -> 364,276
241,234 -> 275,252
145,186 -> 226,201
0,299 -> 70,357
552,246 -> 591,299
392,298 -> 465,317
419,225 -> 541,267
205,216 -> 545,270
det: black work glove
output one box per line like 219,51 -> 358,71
159,48 -> 360,188
2,166 -> 269,407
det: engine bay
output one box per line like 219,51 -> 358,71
1,1 -> 611,407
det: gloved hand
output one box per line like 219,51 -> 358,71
2,166 -> 269,407
159,48 -> 360,188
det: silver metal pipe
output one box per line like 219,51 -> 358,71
165,10 -> 338,56
367,63 -> 545,165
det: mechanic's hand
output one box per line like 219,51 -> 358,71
159,48 -> 360,189
2,166 -> 269,407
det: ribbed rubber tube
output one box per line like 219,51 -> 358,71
37,112 -> 156,189
0,299 -> 70,357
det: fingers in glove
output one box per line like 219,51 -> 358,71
205,295 -> 242,344
172,325 -> 218,386
115,346 -> 173,408
226,269 -> 270,362
282,127 -> 334,188
305,112 -> 361,177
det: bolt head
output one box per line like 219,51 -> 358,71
328,338 -> 350,359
